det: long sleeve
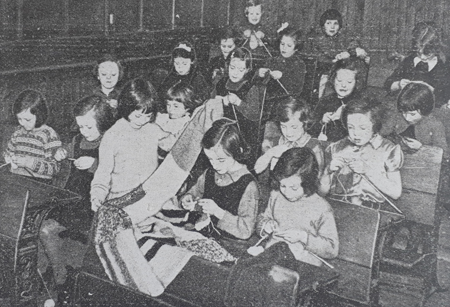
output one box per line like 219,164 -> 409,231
256,193 -> 276,237
384,58 -> 410,92
304,209 -> 339,259
217,181 -> 259,239
90,132 -> 115,204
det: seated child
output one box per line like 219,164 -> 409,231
179,118 -> 259,240
305,9 -> 369,98
396,82 -> 448,157
209,27 -> 238,85
155,82 -> 201,160
385,21 -> 450,108
90,78 -> 169,211
320,96 -> 404,205
93,54 -> 123,111
256,147 -> 339,267
159,41 -> 211,103
3,90 -> 61,184
309,57 -> 367,142
255,24 -> 306,99
255,97 -> 324,175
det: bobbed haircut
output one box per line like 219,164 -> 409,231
273,96 -> 313,126
278,26 -> 303,51
73,95 -> 116,133
13,89 -> 48,128
397,82 -> 435,116
165,81 -> 201,114
320,9 -> 343,28
342,94 -> 384,134
201,118 -> 251,164
228,47 -> 253,72
172,41 -> 196,62
271,147 -> 319,197
244,0 -> 263,15
93,54 -> 124,81
215,27 -> 239,44
117,78 -> 158,121
328,57 -> 368,93
412,21 -> 442,58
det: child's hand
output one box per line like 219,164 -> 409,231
259,68 -> 270,77
403,137 -> 422,150
54,148 -> 68,162
355,47 -> 368,58
243,29 -> 252,38
270,70 -> 283,80
107,99 -> 118,108
197,199 -> 225,219
329,156 -> 346,172
227,93 -> 242,106
347,158 -> 368,174
12,155 -> 33,169
322,112 -> 334,124
180,194 -> 197,211
91,198 -> 102,212
334,51 -> 351,61
263,220 -> 278,234
74,156 -> 95,170
269,144 -> 290,159
254,30 -> 265,39
275,229 -> 308,244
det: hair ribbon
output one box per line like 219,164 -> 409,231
177,43 -> 192,52
277,22 -> 289,33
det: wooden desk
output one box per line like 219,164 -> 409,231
0,170 -> 79,306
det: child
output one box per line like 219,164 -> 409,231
93,54 -> 124,110
255,97 -> 324,175
255,25 -> 306,99
256,147 -> 338,267
155,82 -> 201,159
209,27 -> 238,85
384,21 -> 450,108
179,118 -> 259,240
396,82 -> 448,157
159,41 -> 211,104
90,78 -> 168,211
305,9 -> 369,98
320,96 -> 404,206
39,95 -> 115,287
309,57 -> 367,143
3,89 -> 61,184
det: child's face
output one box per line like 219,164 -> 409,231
280,113 -> 306,143
280,35 -> 296,58
402,110 -> 423,125
347,112 -> 375,146
98,61 -> 119,91
17,108 -> 36,131
229,58 -> 248,83
324,20 -> 340,37
174,57 -> 192,76
167,100 -> 188,119
334,69 -> 357,98
247,5 -> 262,25
279,175 -> 304,202
204,144 -> 236,175
128,109 -> 153,129
76,109 -> 101,142
220,39 -> 236,58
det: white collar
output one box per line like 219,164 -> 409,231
414,56 -> 438,71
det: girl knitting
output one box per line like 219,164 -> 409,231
256,147 -> 338,267
179,118 -> 259,240
320,96 -> 403,205
90,78 -> 168,211
159,41 -> 211,103
309,57 -> 367,143
3,89 -> 61,184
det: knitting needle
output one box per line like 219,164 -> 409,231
252,30 -> 273,57
308,251 -> 334,269
252,234 -> 269,248
68,158 -> 76,161
0,162 -> 10,169
37,268 -> 54,301
361,174 -> 403,214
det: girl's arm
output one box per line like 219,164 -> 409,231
29,129 -> 61,177
304,209 -> 339,259
90,132 -> 115,205
384,58 -> 409,92
217,181 -> 259,239
255,192 -> 277,237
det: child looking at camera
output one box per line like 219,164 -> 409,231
93,54 -> 123,111
209,27 -> 238,85
256,147 -> 338,267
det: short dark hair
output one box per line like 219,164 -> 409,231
397,82 -> 435,116
277,26 -> 303,51
201,118 -> 251,163
228,47 -> 253,72
73,95 -> 116,133
342,94 -> 384,134
271,147 -> 319,197
93,54 -> 124,81
215,27 -> 239,44
320,9 -> 343,29
165,82 -> 201,114
412,21 -> 442,58
117,78 -> 158,121
13,89 -> 48,128
273,97 -> 313,125
328,57 -> 368,93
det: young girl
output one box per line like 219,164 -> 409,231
255,25 -> 306,99
179,118 -> 259,240
155,82 -> 201,159
255,97 -> 324,175
209,27 -> 238,85
93,54 -> 124,110
309,57 -> 367,143
320,96 -> 404,205
396,82 -> 448,157
90,78 -> 168,211
159,41 -> 210,104
3,89 -> 61,184
256,147 -> 338,267
385,22 -> 450,108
